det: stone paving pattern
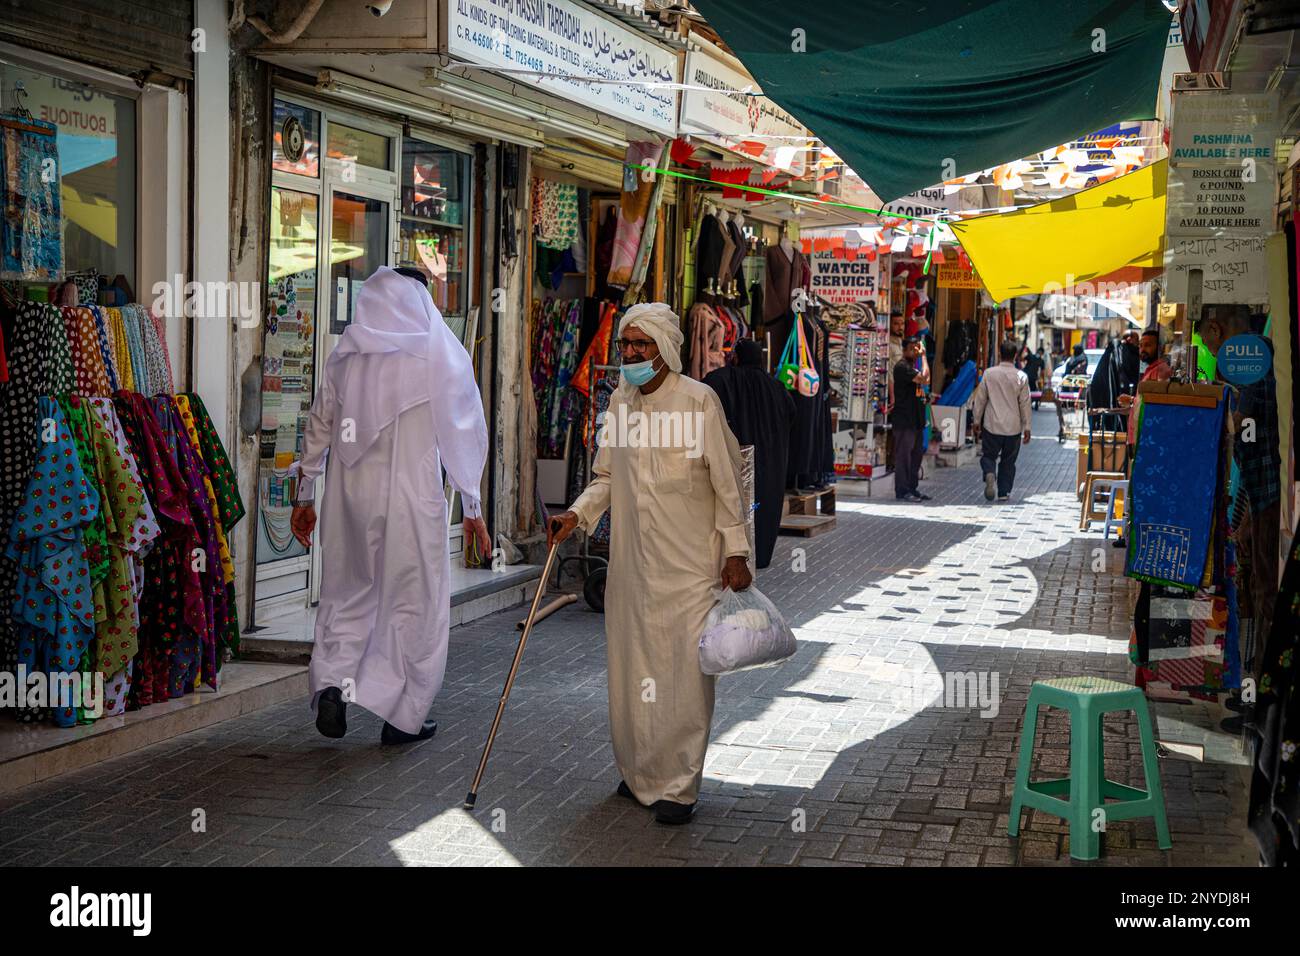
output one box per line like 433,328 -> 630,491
0,410 -> 1257,866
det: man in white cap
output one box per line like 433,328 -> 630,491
548,302 -> 752,824
289,266 -> 491,745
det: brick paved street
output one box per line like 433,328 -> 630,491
0,410 -> 1257,866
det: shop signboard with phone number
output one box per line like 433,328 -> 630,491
445,0 -> 680,136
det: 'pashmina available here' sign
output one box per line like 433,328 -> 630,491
1125,392 -> 1225,589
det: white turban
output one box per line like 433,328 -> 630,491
617,303 -> 683,394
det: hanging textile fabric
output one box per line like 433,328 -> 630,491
0,116 -> 63,281
531,178 -> 580,251
62,307 -> 113,397
1125,391 -> 1227,589
1247,521 -> 1300,866
687,302 -> 725,381
608,142 -> 666,290
531,297 -> 584,458
6,397 -> 100,727
87,396 -> 158,716
89,306 -> 119,393
1,291 -> 227,727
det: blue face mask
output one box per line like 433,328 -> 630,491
622,357 -> 659,386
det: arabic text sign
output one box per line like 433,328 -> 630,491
881,186 -> 950,219
445,0 -> 679,135
809,250 -> 882,305
679,44 -> 806,175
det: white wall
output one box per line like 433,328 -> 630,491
138,88 -> 187,384
191,0 -> 233,444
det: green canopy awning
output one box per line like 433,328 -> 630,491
692,0 -> 1171,202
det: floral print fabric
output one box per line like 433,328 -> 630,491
2,292 -> 241,727
531,178 -> 580,251
5,398 -> 100,727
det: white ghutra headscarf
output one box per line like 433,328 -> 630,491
327,266 -> 487,509
617,302 -> 683,397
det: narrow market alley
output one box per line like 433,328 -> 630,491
0,409 -> 1254,867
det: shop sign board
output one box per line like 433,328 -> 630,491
1216,332 -> 1271,385
936,262 -> 982,290
1166,163 -> 1272,236
1164,90 -> 1278,305
808,249 -> 883,305
881,186 -> 949,219
1169,92 -> 1279,166
679,42 -> 807,176
1163,235 -> 1269,306
445,0 -> 680,136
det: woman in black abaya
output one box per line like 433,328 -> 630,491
704,339 -> 795,569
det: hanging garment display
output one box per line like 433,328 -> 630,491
608,142 -> 666,289
1125,390 -> 1227,590
1247,521 -> 1300,866
704,340 -> 795,569
531,178 -> 580,251
725,218 -> 749,305
0,295 -> 242,726
687,302 -> 726,380
763,244 -> 811,327
6,397 -> 99,727
531,297 -> 585,458
1,116 -> 63,281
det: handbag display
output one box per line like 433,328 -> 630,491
794,313 -> 820,397
776,320 -> 800,390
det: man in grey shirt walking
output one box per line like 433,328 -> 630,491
972,340 -> 1032,501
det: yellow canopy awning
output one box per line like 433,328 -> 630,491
951,159 -> 1167,303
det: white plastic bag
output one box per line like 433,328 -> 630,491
698,585 -> 797,676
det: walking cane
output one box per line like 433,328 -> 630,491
464,537 -> 562,810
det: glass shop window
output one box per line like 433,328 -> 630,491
327,123 -> 392,172
272,98 -> 321,178
399,139 -> 470,326
0,62 -> 137,297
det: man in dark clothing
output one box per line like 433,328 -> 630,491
704,338 -> 796,568
891,336 -> 930,501
1021,348 -> 1045,410
1064,343 -> 1088,376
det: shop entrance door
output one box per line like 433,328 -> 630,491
307,181 -> 396,604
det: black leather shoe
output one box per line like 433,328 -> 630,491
1224,695 -> 1246,713
316,686 -> 347,739
616,780 -> 638,802
652,800 -> 697,825
380,719 -> 438,745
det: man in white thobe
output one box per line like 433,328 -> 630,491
289,266 -> 491,744
549,303 -> 752,825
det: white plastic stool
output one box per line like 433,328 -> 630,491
1100,479 -> 1129,540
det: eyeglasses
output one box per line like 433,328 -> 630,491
615,338 -> 657,356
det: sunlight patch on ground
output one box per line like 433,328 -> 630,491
389,807 -> 521,866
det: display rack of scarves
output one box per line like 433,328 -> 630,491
0,298 -> 242,726
530,296 -> 584,458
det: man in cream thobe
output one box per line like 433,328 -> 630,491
550,303 -> 752,825
290,266 -> 491,745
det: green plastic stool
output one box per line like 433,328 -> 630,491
1008,676 -> 1172,861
